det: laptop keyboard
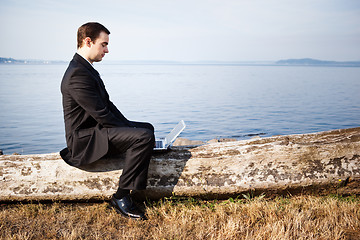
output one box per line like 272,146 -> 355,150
155,140 -> 163,148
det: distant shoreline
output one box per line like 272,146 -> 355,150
0,57 -> 66,65
1,57 -> 360,67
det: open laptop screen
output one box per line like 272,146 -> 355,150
164,120 -> 186,146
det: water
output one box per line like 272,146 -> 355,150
0,63 -> 359,155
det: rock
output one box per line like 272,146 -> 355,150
207,138 -> 237,144
173,138 -> 204,146
1,127 -> 360,202
0,150 -> 3,155
207,139 -> 219,144
219,138 -> 237,142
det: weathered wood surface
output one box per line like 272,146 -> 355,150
1,127 -> 360,202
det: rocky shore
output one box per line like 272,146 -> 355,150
1,127 -> 359,202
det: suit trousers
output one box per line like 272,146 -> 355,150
107,122 -> 155,190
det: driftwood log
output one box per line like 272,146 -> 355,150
1,127 -> 359,202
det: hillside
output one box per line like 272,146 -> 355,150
0,57 -> 64,64
276,58 -> 360,67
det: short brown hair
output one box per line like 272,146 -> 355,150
77,22 -> 110,48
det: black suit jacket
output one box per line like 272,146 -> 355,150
60,53 -> 133,166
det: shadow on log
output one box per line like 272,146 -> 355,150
1,127 -> 360,202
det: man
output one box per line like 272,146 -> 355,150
60,22 -> 155,220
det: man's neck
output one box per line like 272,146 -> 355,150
76,49 -> 93,66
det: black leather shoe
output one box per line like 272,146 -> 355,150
109,194 -> 147,220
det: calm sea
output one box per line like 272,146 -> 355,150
0,63 -> 359,155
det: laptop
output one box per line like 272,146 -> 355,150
154,120 -> 186,151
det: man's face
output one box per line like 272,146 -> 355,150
88,31 -> 109,63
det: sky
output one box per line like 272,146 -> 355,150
1,0 -> 359,62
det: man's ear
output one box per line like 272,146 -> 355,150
84,37 -> 92,47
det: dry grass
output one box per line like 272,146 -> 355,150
0,195 -> 359,240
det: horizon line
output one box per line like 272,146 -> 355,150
1,57 -> 360,65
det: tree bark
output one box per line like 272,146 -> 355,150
1,127 -> 359,202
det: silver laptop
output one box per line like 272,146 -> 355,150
154,120 -> 186,151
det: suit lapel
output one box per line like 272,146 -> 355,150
73,53 -> 107,92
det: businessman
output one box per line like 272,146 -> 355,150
60,22 -> 155,220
